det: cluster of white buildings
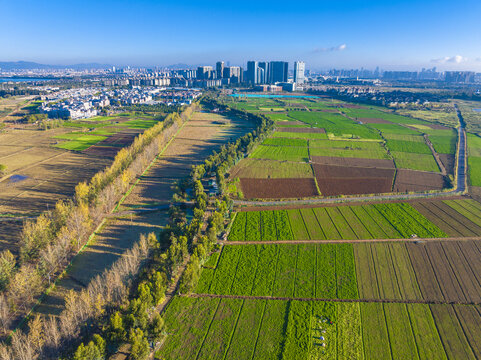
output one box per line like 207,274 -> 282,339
40,86 -> 202,120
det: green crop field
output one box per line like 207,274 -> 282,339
391,151 -> 440,172
228,203 -> 446,241
427,130 -> 457,155
54,134 -> 107,151
262,137 -> 308,147
197,243 -> 358,299
250,144 -> 309,162
231,159 -> 314,178
157,296 -> 461,360
385,139 -> 432,154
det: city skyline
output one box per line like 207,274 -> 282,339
2,0 -> 481,71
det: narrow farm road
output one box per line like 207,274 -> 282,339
221,235 -> 481,245
182,293 -> 481,306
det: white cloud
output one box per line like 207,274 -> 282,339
313,44 -> 347,53
431,55 -> 467,64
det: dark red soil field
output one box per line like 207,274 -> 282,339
239,178 -> 318,199
313,164 -> 395,179
316,177 -> 393,196
312,163 -> 394,196
357,118 -> 392,124
311,156 -> 395,168
406,241 -> 481,303
276,121 -> 304,126
412,201 -> 481,237
97,130 -> 141,147
439,154 -> 455,175
428,124 -> 452,130
393,169 -> 445,192
82,146 -> 120,158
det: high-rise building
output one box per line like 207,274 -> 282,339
216,61 -> 225,79
294,61 -> 305,84
223,66 -> 242,83
269,61 -> 288,83
247,61 -> 259,84
258,62 -> 269,84
197,66 -> 214,80
444,71 -> 475,83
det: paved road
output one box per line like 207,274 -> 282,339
235,106 -> 468,207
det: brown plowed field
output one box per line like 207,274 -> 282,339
358,118 -> 391,124
82,146 -> 120,158
316,177 -> 393,196
439,154 -> 455,175
393,169 -> 445,192
406,241 -> 481,303
429,124 -> 452,130
276,121 -> 303,126
312,164 -> 395,179
96,130 -> 141,146
311,156 -> 395,168
311,163 -> 394,196
277,127 -> 325,133
412,201 -> 480,237
239,178 -> 318,199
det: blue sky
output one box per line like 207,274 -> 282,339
2,0 -> 481,70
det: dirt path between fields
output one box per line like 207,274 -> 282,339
183,292 -> 481,306
424,134 -> 447,175
221,236 -> 481,245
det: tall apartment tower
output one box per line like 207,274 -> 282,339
216,61 -> 225,79
258,62 -> 269,84
294,61 -> 306,84
247,61 -> 259,84
269,61 -> 288,83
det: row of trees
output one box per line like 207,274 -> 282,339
16,97 -> 273,359
0,102 -> 199,339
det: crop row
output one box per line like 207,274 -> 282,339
158,296 -> 479,360
228,203 -> 446,241
197,243 -> 359,299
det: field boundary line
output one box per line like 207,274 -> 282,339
221,235 -> 481,245
183,293 -> 481,306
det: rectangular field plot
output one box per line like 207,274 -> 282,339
230,158 -> 314,178
228,203 -> 446,241
157,297 -> 467,360
250,144 -> 309,162
412,199 -> 481,237
391,151 -> 440,172
197,243 -> 359,299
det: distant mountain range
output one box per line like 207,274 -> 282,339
0,61 -> 112,70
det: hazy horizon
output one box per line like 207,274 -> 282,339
3,0 -> 481,71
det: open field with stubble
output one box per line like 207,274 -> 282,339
34,109 -> 256,317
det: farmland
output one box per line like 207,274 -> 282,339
228,202 -> 447,241
225,96 -> 455,199
157,295 -> 481,360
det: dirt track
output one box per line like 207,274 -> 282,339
34,110 -> 255,317
221,236 -> 481,245
183,292 -> 481,306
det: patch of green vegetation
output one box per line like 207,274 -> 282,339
391,151 -> 439,172
250,145 -> 309,162
54,134 -> 107,151
232,158 -> 314,178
